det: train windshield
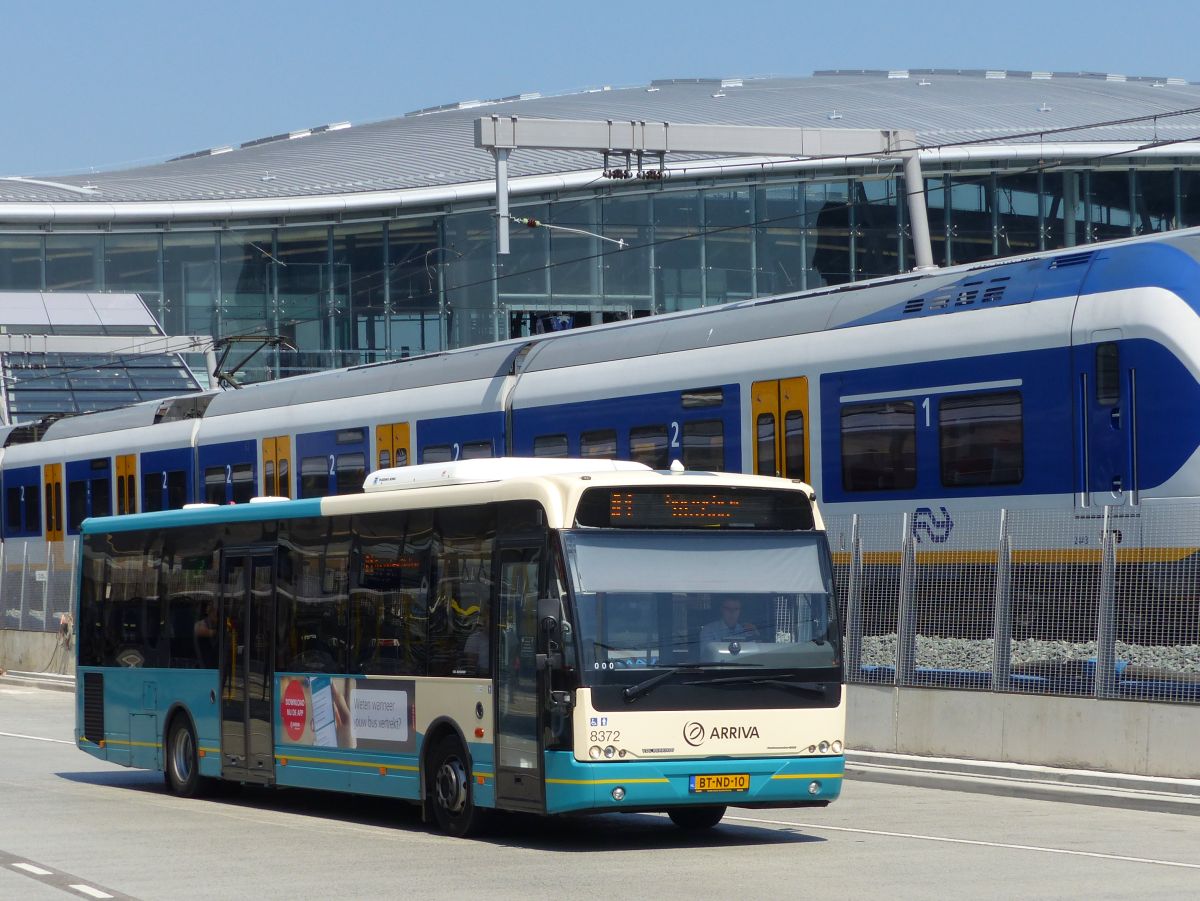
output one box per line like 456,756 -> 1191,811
561,530 -> 840,687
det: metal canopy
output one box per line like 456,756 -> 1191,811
474,116 -> 934,269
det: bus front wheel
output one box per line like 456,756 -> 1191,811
668,805 -> 726,830
428,735 -> 484,837
165,717 -> 203,798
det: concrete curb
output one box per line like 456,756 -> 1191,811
0,671 -> 75,693
846,750 -> 1200,816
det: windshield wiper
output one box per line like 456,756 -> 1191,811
683,675 -> 828,697
622,662 -> 760,702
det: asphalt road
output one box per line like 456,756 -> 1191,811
2,683 -> 1198,901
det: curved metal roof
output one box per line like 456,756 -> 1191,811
3,70 -> 1200,209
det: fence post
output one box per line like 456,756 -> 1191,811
896,512 -> 917,686
42,539 -> 53,631
991,509 -> 1013,691
18,540 -> 28,629
1095,505 -> 1118,699
844,514 -> 863,680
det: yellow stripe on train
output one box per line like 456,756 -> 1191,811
830,547 -> 1200,566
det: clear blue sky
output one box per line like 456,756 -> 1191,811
4,0 -> 1199,176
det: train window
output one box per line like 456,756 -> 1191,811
756,413 -> 776,476
580,429 -> 616,459
939,392 -> 1024,487
337,428 -> 366,445
67,481 -> 89,531
841,401 -> 917,491
378,449 -> 390,470
423,445 -> 452,464
1096,343 -> 1120,406
117,476 -> 128,515
785,411 -> 805,479
334,453 -> 366,495
681,387 -> 724,408
630,425 -> 669,469
6,488 -> 21,532
264,460 -> 275,496
25,489 -> 40,534
533,435 -> 569,458
300,456 -> 329,498
143,471 -> 188,512
231,463 -> 256,504
461,441 -> 493,460
142,474 -> 162,512
277,459 -> 290,499
682,420 -> 724,471
395,448 -> 408,467
204,467 -> 227,505
91,476 -> 112,519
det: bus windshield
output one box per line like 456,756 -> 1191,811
561,529 -> 839,686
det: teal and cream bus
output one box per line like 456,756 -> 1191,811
75,458 -> 844,836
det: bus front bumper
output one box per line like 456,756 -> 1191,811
543,752 -> 844,815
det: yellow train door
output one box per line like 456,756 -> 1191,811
43,463 -> 64,542
262,436 -> 292,498
375,422 -> 411,471
115,454 -> 137,514
750,377 -> 810,482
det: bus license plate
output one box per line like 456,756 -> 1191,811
690,773 -> 750,793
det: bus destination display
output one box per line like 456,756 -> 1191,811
575,486 -> 813,530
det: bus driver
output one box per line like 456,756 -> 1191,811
700,599 -> 759,644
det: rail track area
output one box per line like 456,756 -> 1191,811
2,684 -> 1197,900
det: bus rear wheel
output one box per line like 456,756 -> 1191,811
668,805 -> 726,830
165,717 -> 203,798
428,735 -> 484,837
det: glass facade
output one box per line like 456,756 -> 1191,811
3,163 -> 1200,382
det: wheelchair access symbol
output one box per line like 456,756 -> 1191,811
912,506 -> 953,544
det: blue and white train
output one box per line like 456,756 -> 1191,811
5,225 -> 1200,628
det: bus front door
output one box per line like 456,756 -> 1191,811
494,544 -> 545,811
219,550 -> 276,784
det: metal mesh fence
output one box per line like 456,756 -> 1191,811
2,538 -> 77,634
2,504 -> 1198,705
835,503 -> 1200,705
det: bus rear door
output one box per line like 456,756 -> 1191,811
219,550 -> 276,783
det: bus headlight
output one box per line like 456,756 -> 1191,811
831,740 -> 843,754
603,745 -> 617,759
808,781 -> 822,795
589,746 -> 602,759
611,787 -> 626,801
818,741 -> 830,753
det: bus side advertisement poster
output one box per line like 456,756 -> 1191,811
278,676 -> 415,753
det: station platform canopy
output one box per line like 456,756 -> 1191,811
0,292 -> 206,424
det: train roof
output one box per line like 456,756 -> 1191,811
14,225 -> 1200,441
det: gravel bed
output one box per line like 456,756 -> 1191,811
859,634 -> 1200,675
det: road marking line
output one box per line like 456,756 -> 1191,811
69,885 -> 114,899
726,815 -> 1200,870
12,862 -> 53,875
0,730 -> 73,744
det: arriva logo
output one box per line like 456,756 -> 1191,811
683,721 -> 761,746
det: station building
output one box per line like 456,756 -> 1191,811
3,69 -> 1200,397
